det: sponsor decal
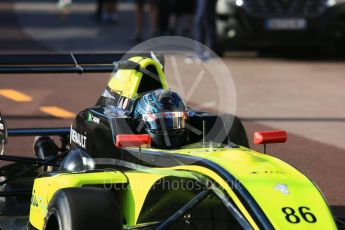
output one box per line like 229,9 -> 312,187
31,195 -> 38,207
70,128 -> 87,148
88,113 -> 100,124
274,184 -> 289,195
31,194 -> 48,212
250,170 -> 284,175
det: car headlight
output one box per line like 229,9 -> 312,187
326,0 -> 345,6
235,0 -> 243,7
217,0 -> 243,15
225,0 -> 244,7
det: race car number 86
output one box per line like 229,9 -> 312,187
282,207 -> 317,224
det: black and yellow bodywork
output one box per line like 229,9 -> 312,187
29,146 -> 337,229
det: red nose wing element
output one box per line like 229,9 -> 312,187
254,130 -> 287,145
116,134 -> 152,148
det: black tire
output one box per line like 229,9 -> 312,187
44,187 -> 122,230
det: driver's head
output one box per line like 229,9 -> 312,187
134,89 -> 188,149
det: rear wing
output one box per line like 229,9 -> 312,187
0,52 -> 165,130
0,54 -> 130,140
0,52 -> 164,138
0,53 -> 164,74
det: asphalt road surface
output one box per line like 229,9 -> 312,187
0,0 -> 345,226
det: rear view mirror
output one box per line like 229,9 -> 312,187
0,112 -> 8,145
254,130 -> 287,145
253,130 -> 287,153
115,134 -> 151,148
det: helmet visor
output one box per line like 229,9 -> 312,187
142,112 -> 187,131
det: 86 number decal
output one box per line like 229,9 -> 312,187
282,206 -> 317,224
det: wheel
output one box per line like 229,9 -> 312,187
44,187 -> 122,230
0,163 -> 35,216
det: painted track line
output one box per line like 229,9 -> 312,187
40,106 -> 75,119
0,89 -> 32,102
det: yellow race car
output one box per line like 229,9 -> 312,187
0,53 -> 338,230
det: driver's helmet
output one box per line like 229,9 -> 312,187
134,89 -> 188,149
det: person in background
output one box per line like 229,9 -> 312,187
169,0 -> 195,37
156,0 -> 170,36
193,0 -> 217,59
95,0 -> 118,24
132,0 -> 158,42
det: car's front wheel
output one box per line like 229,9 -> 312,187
44,187 -> 122,230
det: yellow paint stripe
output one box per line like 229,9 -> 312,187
40,106 -> 75,119
0,89 -> 32,102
